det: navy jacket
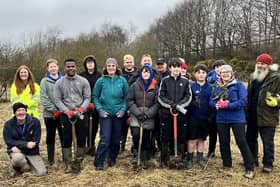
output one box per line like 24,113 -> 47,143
3,114 -> 41,155
188,82 -> 212,121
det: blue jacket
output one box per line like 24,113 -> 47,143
188,82 -> 212,121
93,75 -> 129,116
3,114 -> 41,155
209,78 -> 247,124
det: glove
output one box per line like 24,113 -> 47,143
99,109 -> 108,118
65,110 -> 74,119
53,111 -> 61,119
77,107 -> 85,113
87,103 -> 95,111
176,105 -> 187,115
170,103 -> 177,110
216,100 -> 229,109
137,114 -> 147,122
265,96 -> 278,107
116,110 -> 125,118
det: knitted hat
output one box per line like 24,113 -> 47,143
105,58 -> 118,66
13,102 -> 27,114
181,63 -> 188,70
256,53 -> 272,65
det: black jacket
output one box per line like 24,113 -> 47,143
3,114 -> 41,155
122,67 -> 138,86
158,75 -> 192,115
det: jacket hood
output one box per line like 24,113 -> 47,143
83,55 -> 98,72
140,64 -> 154,91
44,71 -> 62,82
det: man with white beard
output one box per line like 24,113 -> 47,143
246,53 -> 280,173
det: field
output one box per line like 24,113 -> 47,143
0,102 -> 280,187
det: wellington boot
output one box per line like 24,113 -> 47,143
197,152 -> 206,169
62,148 -> 72,173
47,144 -> 55,166
184,153 -> 193,169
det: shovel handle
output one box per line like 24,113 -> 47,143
170,108 -> 178,156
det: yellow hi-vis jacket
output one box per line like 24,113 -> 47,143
10,83 -> 40,119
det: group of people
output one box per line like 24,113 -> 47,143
2,53 -> 280,180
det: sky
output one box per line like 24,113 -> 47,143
0,0 -> 184,44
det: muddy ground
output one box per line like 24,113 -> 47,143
0,102 -> 279,187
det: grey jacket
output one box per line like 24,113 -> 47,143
40,73 -> 61,118
54,74 -> 91,112
127,78 -> 159,129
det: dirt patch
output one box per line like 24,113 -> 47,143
0,102 -> 280,187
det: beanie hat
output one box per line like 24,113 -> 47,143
219,64 -> 233,74
181,63 -> 188,70
105,58 -> 118,66
256,53 -> 272,65
13,102 -> 27,114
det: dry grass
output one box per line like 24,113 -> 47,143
0,102 -> 280,187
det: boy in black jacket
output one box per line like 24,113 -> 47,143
158,58 -> 192,168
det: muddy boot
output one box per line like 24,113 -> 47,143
184,152 -> 193,169
76,147 -> 85,170
62,148 -> 72,173
160,146 -> 168,168
47,144 -> 55,167
197,152 -> 206,169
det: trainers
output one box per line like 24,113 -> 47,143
263,166 -> 273,173
244,170 -> 254,179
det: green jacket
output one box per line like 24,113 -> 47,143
93,75 -> 128,116
251,66 -> 280,128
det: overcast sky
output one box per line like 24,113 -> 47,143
0,0 -> 183,44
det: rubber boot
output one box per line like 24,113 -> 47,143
197,152 -> 206,169
160,146 -> 168,168
77,147 -> 85,170
141,150 -> 148,169
184,152 -> 193,169
62,148 -> 72,173
47,144 -> 55,166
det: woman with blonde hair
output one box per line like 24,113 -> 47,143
10,65 -> 40,119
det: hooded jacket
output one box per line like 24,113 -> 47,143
3,114 -> 41,155
209,78 -> 247,124
40,72 -> 62,118
127,65 -> 159,129
248,64 -> 280,128
79,55 -> 102,97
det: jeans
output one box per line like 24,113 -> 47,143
246,113 -> 259,165
94,116 -> 124,167
217,123 -> 254,171
259,127 -> 275,168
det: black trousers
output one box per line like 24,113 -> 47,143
131,127 -> 153,156
207,116 -> 217,154
217,123 -> 254,171
160,113 -> 187,155
44,117 -> 63,145
259,127 -> 276,168
60,114 -> 87,148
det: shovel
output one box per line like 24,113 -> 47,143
68,115 -> 81,174
86,112 -> 95,155
168,108 -> 182,169
137,121 -> 144,167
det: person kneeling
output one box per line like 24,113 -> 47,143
3,103 -> 47,177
